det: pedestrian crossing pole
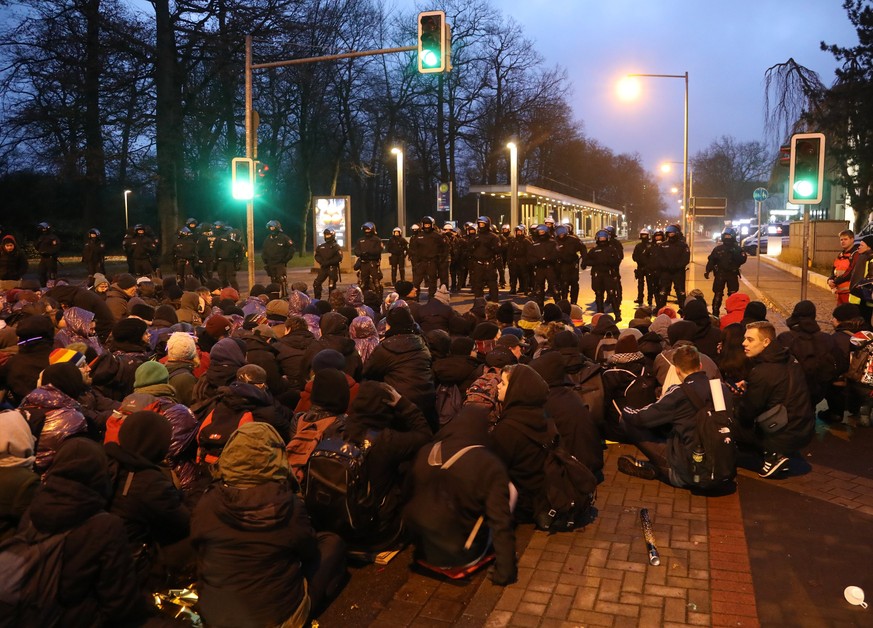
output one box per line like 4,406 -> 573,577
752,188 -> 769,287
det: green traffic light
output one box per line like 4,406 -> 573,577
792,179 -> 815,199
422,49 -> 439,67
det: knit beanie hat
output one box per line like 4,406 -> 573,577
112,317 -> 148,345
311,368 -> 350,414
543,303 -> 563,323
682,299 -> 709,323
394,281 -> 414,299
209,337 -> 247,366
834,303 -> 861,322
206,278 -> 222,292
153,304 -> 179,325
521,301 -> 541,323
311,348 -> 346,372
116,273 -> 137,290
220,287 -> 240,303
204,315 -> 232,338
41,362 -> 87,398
166,331 -> 197,361
386,306 -> 416,332
501,326 -> 524,340
552,329 -> 579,349
658,306 -> 678,319
16,315 -> 55,344
118,410 -> 172,464
129,303 -> 155,323
744,301 -> 767,322
49,347 -> 87,367
134,361 -> 169,389
485,346 -> 517,368
791,299 -> 816,319
472,322 -> 500,341
863,235 -> 873,249
92,273 -> 109,289
450,336 -> 475,356
496,301 -> 517,325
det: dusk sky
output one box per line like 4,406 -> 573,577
491,0 -> 858,184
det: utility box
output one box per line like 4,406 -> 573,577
787,219 -> 848,268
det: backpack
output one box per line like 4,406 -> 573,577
286,413 -> 341,484
104,393 -> 163,445
623,367 -> 659,410
196,409 -> 254,465
681,381 -> 737,490
435,384 -> 464,426
567,362 -> 605,426
786,332 -> 837,396
505,419 -> 596,532
0,515 -> 104,627
847,337 -> 873,385
303,431 -> 379,538
594,333 -> 618,364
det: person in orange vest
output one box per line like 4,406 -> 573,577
829,229 -> 859,304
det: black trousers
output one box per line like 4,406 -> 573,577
532,265 -> 557,307
359,260 -> 382,295
508,260 -> 529,293
557,261 -> 580,303
313,265 -> 338,299
413,258 -> 439,299
215,260 -> 238,290
657,270 -> 686,309
470,260 -> 499,301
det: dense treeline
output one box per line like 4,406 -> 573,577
0,0 -> 661,254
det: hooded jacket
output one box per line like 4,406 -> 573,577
301,313 -> 363,380
489,364 -> 550,519
403,405 -> 517,585
104,285 -> 132,322
719,292 -> 750,329
529,352 -> 604,476
54,306 -> 104,355
362,332 -> 436,426
192,337 -> 247,403
243,333 -> 287,396
738,342 -> 815,455
275,327 -> 318,390
19,384 -> 89,473
210,381 -> 293,443
191,423 -> 317,627
0,235 -> 28,280
45,285 -> 115,342
579,315 -> 620,361
350,316 -> 380,365
19,439 -> 147,627
776,315 -> 841,404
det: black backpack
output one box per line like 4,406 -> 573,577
304,431 -> 379,538
681,381 -> 737,490
505,419 -> 597,532
785,332 -> 837,398
0,515 -> 104,627
623,366 -> 659,410
435,383 -> 464,427
568,362 -> 605,427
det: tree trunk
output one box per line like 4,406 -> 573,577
154,0 -> 181,260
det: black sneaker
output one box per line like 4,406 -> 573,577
617,455 -> 657,480
759,452 -> 790,478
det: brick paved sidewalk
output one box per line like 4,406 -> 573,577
482,445 -> 758,628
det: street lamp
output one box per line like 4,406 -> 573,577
507,142 -> 519,227
619,72 -> 689,237
123,190 -> 132,231
391,148 -> 405,235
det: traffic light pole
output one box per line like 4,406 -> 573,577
801,206 -> 810,301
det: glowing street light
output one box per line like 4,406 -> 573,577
391,147 -> 405,235
507,142 -> 519,227
123,189 -> 132,231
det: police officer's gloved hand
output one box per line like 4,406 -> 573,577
704,272 -> 710,279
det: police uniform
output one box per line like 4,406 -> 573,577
129,225 -> 157,278
584,231 -> 622,319
469,217 -> 501,302
173,227 -> 198,284
213,225 -> 243,290
653,226 -> 690,309
528,225 -> 558,307
555,226 -> 587,303
386,229 -> 409,284
410,217 -> 445,299
705,229 -> 747,314
632,230 -> 656,307
82,229 -> 106,281
314,230 -> 342,299
263,221 -> 295,295
354,223 -> 384,296
506,226 -> 531,294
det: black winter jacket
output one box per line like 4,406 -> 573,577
276,328 -> 318,390
363,333 -> 435,423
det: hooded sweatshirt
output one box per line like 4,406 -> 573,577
192,423 -> 317,627
0,410 -> 38,540
54,306 -> 104,355
719,292 -> 750,328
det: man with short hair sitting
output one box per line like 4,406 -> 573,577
617,345 -> 733,488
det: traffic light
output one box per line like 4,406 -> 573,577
788,132 -> 826,204
418,10 -> 446,73
231,157 -> 254,200
256,162 -> 270,179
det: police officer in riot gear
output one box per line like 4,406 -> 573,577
584,229 -> 623,320
35,222 -> 61,287
314,228 -> 342,299
214,222 -> 243,290
409,216 -> 445,300
528,224 -> 558,307
386,227 -> 409,285
506,225 -> 531,294
354,222 -> 384,296
555,225 -> 587,303
82,228 -> 106,283
263,220 -> 295,296
457,222 -> 477,291
469,216 -> 501,302
129,223 -> 157,278
544,216 -> 556,238
439,223 -> 454,290
173,227 -> 197,285
653,224 -> 690,309
195,222 -> 215,283
705,227 -> 747,315
632,229 -> 656,307
449,226 -> 467,292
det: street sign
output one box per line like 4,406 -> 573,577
694,207 -> 726,217
753,188 -> 769,202
437,181 -> 451,213
690,196 -> 727,209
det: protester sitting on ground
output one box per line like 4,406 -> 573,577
738,321 -> 815,478
826,303 -> 864,423
529,351 -> 604,480
739,301 -> 768,327
276,315 -> 319,392
350,315 -> 379,365
618,344 -> 733,489
579,314 -> 619,362
301,312 -> 363,381
191,336 -> 247,404
104,410 -> 190,587
104,273 -> 138,322
0,314 -> 56,406
10,439 -> 151,626
163,331 -> 199,406
0,409 -> 39,541
295,349 -> 359,414
54,306 -> 104,356
716,323 -> 748,396
331,381 -> 431,552
601,334 -> 655,442
89,317 -> 152,401
191,422 -> 347,627
680,298 -> 721,359
488,364 -> 551,523
403,404 -> 518,585
653,321 -> 721,396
